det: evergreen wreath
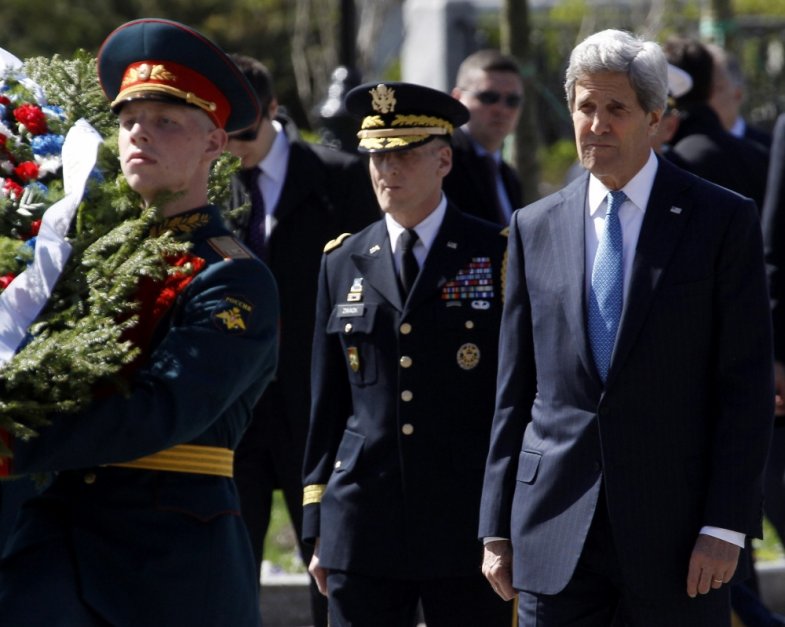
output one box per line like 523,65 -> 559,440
0,51 -> 240,455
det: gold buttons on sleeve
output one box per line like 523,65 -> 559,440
465,320 -> 475,329
401,423 -> 414,435
399,356 -> 413,368
400,323 -> 412,335
83,472 -> 97,485
401,390 -> 413,402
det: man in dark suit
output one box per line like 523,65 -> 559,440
664,36 -> 769,210
444,49 -> 524,225
0,19 -> 278,626
302,82 -> 512,627
480,29 -> 774,626
706,43 -> 772,151
225,54 -> 378,626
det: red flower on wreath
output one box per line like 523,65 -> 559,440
117,253 -> 207,378
13,103 -> 47,135
28,220 -> 41,238
0,274 -> 16,290
13,161 -> 39,183
0,95 -> 10,107
2,179 -> 24,201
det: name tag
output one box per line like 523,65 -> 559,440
337,304 -> 365,318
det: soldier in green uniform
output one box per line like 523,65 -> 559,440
0,19 -> 278,627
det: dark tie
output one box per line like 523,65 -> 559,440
399,228 -> 420,297
239,166 -> 266,259
588,190 -> 627,382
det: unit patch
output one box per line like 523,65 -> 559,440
212,295 -> 253,333
456,343 -> 480,370
441,257 -> 494,301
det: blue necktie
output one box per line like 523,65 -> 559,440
588,190 -> 627,382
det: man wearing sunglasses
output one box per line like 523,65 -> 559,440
444,49 -> 524,226
225,53 -> 379,627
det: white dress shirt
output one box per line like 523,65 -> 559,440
385,194 -> 447,273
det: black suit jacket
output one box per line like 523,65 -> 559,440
479,156 -> 773,600
669,103 -> 769,210
303,205 -> 507,579
763,113 -> 785,362
230,124 -> 379,456
443,128 -> 523,225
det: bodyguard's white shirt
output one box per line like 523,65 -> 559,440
252,119 -> 289,239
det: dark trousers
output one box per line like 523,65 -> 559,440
519,494 -> 730,627
327,569 -> 514,627
234,384 -> 327,627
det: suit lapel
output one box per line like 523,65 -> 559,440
351,222 -> 404,311
272,142 -> 322,226
548,177 -> 596,379
606,159 -> 693,386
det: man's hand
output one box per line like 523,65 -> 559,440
308,539 -> 329,596
482,540 -> 516,601
686,534 -> 740,598
774,361 -> 785,416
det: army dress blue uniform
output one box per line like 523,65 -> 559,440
302,200 -> 510,625
302,81 -> 513,627
0,19 -> 279,627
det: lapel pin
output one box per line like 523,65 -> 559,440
369,244 -> 381,254
670,206 -> 683,214
447,241 -> 458,249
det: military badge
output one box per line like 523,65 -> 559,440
211,296 -> 253,334
441,257 -> 495,302
456,343 -> 480,370
347,277 -> 364,302
347,346 -> 360,372
370,84 -> 397,114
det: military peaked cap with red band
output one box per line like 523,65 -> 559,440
97,18 -> 259,133
345,81 -> 469,154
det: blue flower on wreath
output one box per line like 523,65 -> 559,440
41,105 -> 65,121
31,133 -> 64,156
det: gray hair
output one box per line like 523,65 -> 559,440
564,29 -> 668,114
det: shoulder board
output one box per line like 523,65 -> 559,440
324,232 -> 352,253
207,236 -> 253,260
500,226 -> 510,237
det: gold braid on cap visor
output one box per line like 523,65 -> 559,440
357,114 -> 454,150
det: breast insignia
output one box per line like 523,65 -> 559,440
324,233 -> 352,253
208,236 -> 253,259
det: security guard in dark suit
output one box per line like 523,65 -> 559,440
0,19 -> 278,626
302,82 -> 513,627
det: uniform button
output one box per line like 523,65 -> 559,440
400,355 -> 413,368
465,320 -> 475,329
402,423 -> 414,435
344,323 -> 353,333
83,472 -> 97,485
401,390 -> 413,402
400,322 -> 412,335
334,460 -> 342,469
